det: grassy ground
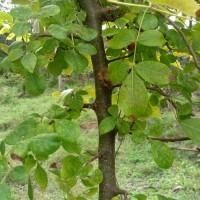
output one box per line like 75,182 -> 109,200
0,76 -> 200,200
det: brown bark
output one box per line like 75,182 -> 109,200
78,1 -> 123,199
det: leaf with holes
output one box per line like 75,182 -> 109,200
135,61 -> 171,85
151,140 -> 174,169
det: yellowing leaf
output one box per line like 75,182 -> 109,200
151,106 -> 161,119
62,66 -> 73,76
0,44 -> 8,54
51,91 -> 61,98
152,0 -> 200,18
82,85 -> 95,103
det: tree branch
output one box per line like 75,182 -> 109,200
149,136 -> 190,142
171,147 -> 200,152
85,151 -> 104,166
108,52 -> 134,63
101,6 -> 125,21
164,15 -> 200,71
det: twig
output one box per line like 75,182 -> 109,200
108,52 -> 135,63
164,15 -> 200,71
147,85 -> 169,97
171,147 -> 200,152
35,33 -> 52,39
85,151 -> 104,166
149,136 -> 190,143
147,85 -> 178,109
115,137 -> 124,157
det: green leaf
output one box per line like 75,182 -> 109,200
64,49 -> 88,73
166,29 -> 185,50
61,155 -> 83,179
8,49 -> 24,61
4,118 -> 37,145
106,60 -> 129,85
36,55 -> 48,68
180,118 -> 200,144
148,122 -> 163,137
47,49 -> 67,76
84,187 -> 98,198
82,169 -> 103,186
25,72 -> 46,96
192,31 -> 200,52
28,177 -> 34,200
108,29 -> 137,49
0,156 -> 8,179
78,28 -> 98,41
135,61 -> 171,85
64,93 -> 83,111
29,133 -> 61,157
137,14 -> 158,30
134,194 -> 147,200
117,119 -> 131,136
34,163 -> 48,191
157,194 -> 176,200
9,166 -> 29,182
48,24 -> 68,40
33,5 -> 60,19
40,38 -> 59,54
131,130 -> 147,144
12,0 -> 29,4
76,42 -> 97,55
0,182 -> 11,200
47,104 -> 69,119
152,0 -> 200,18
99,116 -> 116,135
108,105 -> 119,118
27,40 -> 42,52
24,155 -> 36,169
11,141 -> 29,158
12,21 -> 31,36
178,103 -> 192,117
55,119 -> 82,143
0,141 -> 5,156
21,52 -> 37,73
10,6 -> 32,20
138,30 -> 166,47
151,140 -> 174,169
119,72 -> 149,117
62,141 -> 82,154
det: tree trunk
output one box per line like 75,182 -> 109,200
78,1 -> 119,199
